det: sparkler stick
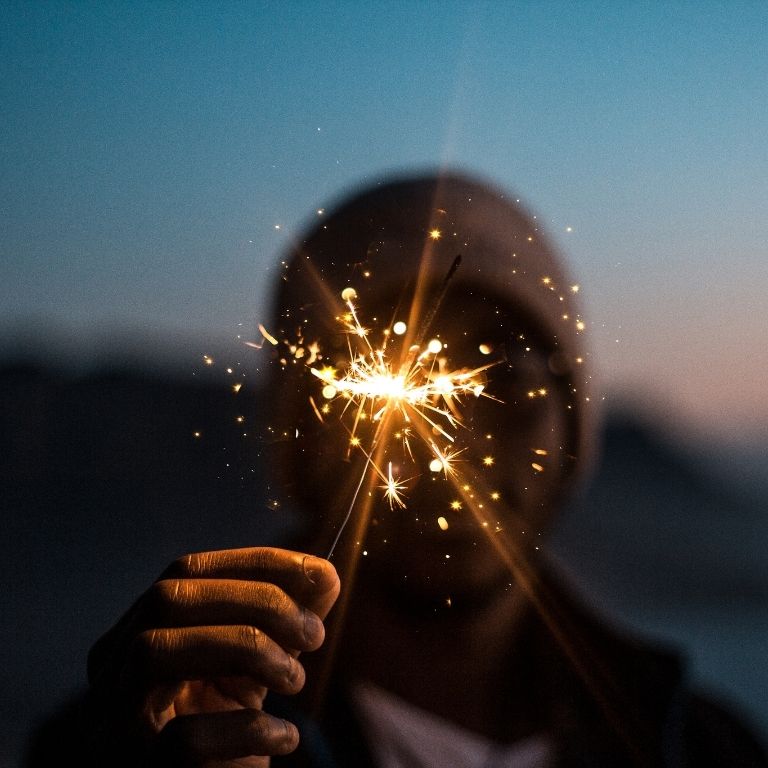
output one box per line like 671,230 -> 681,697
325,416 -> 393,559
410,254 -> 462,351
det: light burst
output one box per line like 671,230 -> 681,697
260,254 -> 575,558
380,462 -> 408,509
308,291 -> 496,513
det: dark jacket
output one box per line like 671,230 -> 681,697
270,569 -> 767,768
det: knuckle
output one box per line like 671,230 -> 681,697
238,624 -> 266,656
167,552 -> 195,578
246,712 -> 271,744
169,550 -> 212,578
149,579 -> 184,614
259,585 -> 307,642
251,546 -> 280,573
260,582 -> 291,617
133,628 -> 167,668
181,551 -> 203,577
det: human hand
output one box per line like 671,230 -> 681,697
86,547 -> 340,767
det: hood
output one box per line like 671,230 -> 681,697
268,170 -> 598,504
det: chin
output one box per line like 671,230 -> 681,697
354,524 -> 518,613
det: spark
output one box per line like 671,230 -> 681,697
259,324 -> 279,346
482,455 -> 495,467
450,500 -> 462,510
437,516 -> 449,530
429,228 -> 442,240
380,462 -> 408,509
428,442 -> 466,479
309,396 -> 325,423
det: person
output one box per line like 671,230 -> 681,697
28,173 -> 767,767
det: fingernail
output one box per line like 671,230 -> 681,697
302,554 -> 323,585
303,607 -> 324,647
282,718 -> 299,748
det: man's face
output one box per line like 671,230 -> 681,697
272,287 -> 571,601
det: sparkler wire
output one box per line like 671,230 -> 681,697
325,450 -> 372,560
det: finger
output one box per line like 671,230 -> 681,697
130,626 -> 305,695
143,579 -> 325,652
155,708 -> 298,765
89,550 -> 339,688
161,548 -> 340,618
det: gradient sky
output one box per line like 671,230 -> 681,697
3,1 -> 767,441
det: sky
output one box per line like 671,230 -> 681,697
2,1 -> 768,443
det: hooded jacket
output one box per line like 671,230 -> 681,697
265,171 -> 766,767
269,563 -> 767,767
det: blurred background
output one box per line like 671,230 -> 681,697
1,2 -> 767,765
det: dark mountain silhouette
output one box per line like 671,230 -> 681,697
553,412 -> 768,609
1,363 -> 765,764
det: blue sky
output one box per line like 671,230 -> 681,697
2,1 -> 767,438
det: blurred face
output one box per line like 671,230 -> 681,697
268,286 -> 571,603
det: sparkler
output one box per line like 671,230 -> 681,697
293,257 -> 505,557
259,252 -> 512,557
258,245 -> 576,561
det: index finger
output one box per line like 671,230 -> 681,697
161,547 -> 340,619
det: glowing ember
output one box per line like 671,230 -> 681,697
380,462 -> 408,509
